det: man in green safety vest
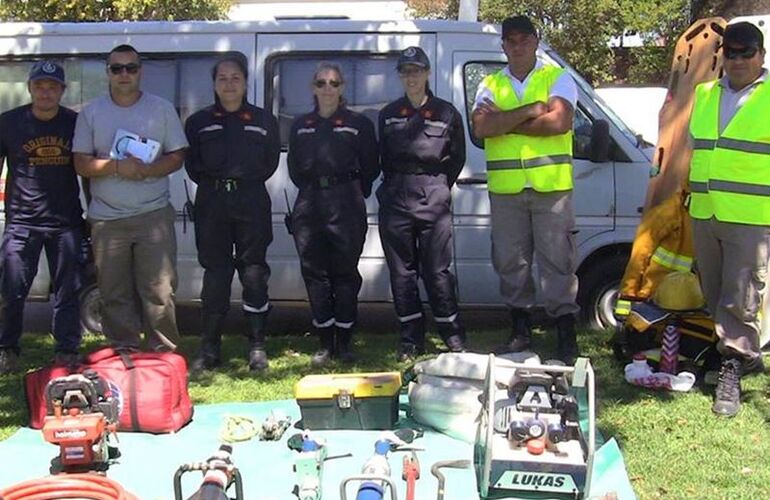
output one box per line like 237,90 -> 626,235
471,15 -> 579,363
688,22 -> 769,417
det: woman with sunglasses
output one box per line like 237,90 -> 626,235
184,54 -> 281,373
377,46 -> 468,361
287,62 -> 379,366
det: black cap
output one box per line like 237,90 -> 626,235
502,16 -> 538,39
397,46 -> 430,70
724,22 -> 764,50
28,60 -> 65,86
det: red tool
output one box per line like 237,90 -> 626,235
402,451 -> 420,500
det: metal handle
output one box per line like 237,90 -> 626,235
173,465 -> 244,500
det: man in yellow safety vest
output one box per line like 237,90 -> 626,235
689,22 -> 769,417
471,15 -> 579,363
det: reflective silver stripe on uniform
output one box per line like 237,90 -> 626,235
199,124 -> 224,133
486,154 -> 572,171
398,312 -> 423,323
716,137 -> 770,155
385,117 -> 408,125
487,159 -> 524,170
312,317 -> 335,328
245,125 -> 267,135
651,247 -> 693,272
335,320 -> 354,328
692,138 -> 716,150
423,119 -> 449,129
297,127 -> 316,135
689,181 -> 708,193
333,126 -> 359,135
433,313 -> 458,323
709,179 -> 770,196
243,302 -> 270,313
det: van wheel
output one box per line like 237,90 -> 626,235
577,254 -> 628,330
79,284 -> 103,336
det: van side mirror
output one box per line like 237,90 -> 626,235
589,119 -> 610,163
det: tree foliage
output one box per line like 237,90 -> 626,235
406,0 -> 768,85
0,0 -> 232,22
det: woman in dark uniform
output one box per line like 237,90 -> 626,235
288,62 -> 379,366
378,47 -> 468,361
184,54 -> 280,372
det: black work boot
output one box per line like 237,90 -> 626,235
246,311 -> 269,372
437,315 -> 467,353
191,313 -> 225,372
311,326 -> 335,367
712,357 -> 743,417
335,326 -> 356,364
398,316 -> 426,362
500,308 -> 532,353
556,314 -> 580,365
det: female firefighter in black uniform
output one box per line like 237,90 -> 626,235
288,62 -> 379,366
378,46 -> 468,361
184,55 -> 280,372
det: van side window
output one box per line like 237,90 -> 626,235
266,54 -> 401,148
462,61 -> 595,159
0,55 -> 220,122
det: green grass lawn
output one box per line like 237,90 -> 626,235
2,325 -> 770,499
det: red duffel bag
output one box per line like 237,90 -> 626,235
25,347 -> 193,433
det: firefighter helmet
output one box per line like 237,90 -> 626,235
653,271 -> 706,311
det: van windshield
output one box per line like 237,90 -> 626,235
542,48 -> 640,146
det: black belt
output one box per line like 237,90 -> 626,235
310,170 -> 361,189
201,178 -> 259,192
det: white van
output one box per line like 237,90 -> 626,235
0,19 -> 654,331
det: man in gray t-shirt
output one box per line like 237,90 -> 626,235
73,44 -> 188,351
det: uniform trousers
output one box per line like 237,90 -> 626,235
490,189 -> 579,318
692,217 -> 770,361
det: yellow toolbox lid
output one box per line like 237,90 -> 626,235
294,372 -> 402,399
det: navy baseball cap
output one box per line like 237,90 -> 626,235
397,46 -> 430,70
28,60 -> 66,86
502,16 -> 538,39
724,22 -> 764,50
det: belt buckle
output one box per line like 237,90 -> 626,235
224,179 -> 237,192
319,176 -> 330,189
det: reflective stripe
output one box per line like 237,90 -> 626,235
709,179 -> 770,196
199,124 -> 223,133
335,320 -> 354,328
690,181 -> 708,193
434,312 -> 458,323
692,138 -> 715,150
243,301 -> 270,313
423,119 -> 449,129
244,125 -> 267,135
398,312 -> 423,323
614,299 -> 631,316
297,127 -> 316,135
717,137 -> 770,155
487,154 -> 572,171
333,126 -> 359,135
312,317 -> 335,328
651,247 -> 693,272
385,117 -> 408,125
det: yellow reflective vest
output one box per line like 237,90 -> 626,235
689,78 -> 770,224
482,66 -> 573,194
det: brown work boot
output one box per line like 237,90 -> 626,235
498,309 -> 532,353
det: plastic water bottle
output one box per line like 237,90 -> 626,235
356,439 -> 391,500
624,353 -> 696,392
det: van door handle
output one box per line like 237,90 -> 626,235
455,177 -> 487,185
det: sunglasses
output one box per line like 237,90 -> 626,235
108,63 -> 141,75
313,79 -> 342,88
724,46 -> 758,60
